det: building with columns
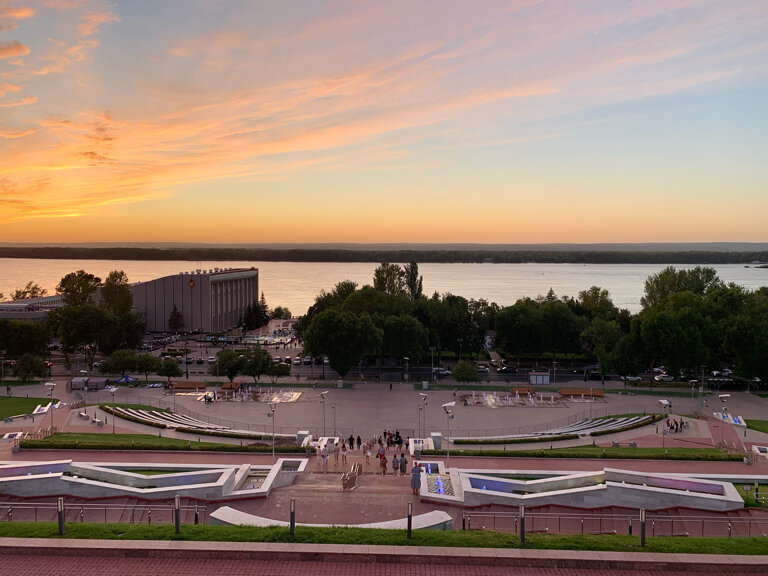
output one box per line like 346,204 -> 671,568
130,267 -> 259,333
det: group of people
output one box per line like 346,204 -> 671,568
665,417 -> 686,433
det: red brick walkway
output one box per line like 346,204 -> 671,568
2,555 -> 760,576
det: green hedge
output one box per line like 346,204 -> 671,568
420,448 -> 744,461
19,439 -> 307,453
454,434 -> 579,445
589,416 -> 655,437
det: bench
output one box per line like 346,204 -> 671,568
221,382 -> 240,391
92,417 -> 102,426
78,412 -> 88,419
611,441 -> 638,448
167,382 -> 205,392
510,387 -> 535,396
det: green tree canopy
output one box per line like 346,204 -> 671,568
403,261 -> 423,301
641,266 -> 721,310
56,270 -> 101,307
100,270 -> 133,316
13,353 -> 47,382
303,309 -> 382,378
373,262 -> 406,297
98,349 -> 137,376
168,305 -> 185,333
452,360 -> 478,383
11,281 -> 48,301
134,353 -> 162,381
157,358 -> 182,383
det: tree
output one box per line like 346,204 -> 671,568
48,305 -> 110,365
210,349 -> 242,382
100,270 -> 132,315
157,358 -> 182,383
0,318 -> 49,358
98,349 -> 137,376
380,315 -> 429,363
641,266 -> 721,310
134,354 -> 162,381
240,347 -> 271,383
267,362 -> 291,384
11,281 -> 48,300
13,353 -> 47,382
271,306 -> 292,320
373,262 -> 405,297
56,270 -> 101,307
580,318 -> 622,384
296,280 -> 358,338
168,305 -> 185,333
576,286 -> 619,321
303,309 -> 383,378
403,261 -> 423,301
494,300 -> 542,366
452,360 -> 478,383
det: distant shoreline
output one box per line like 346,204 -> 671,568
0,246 -> 766,265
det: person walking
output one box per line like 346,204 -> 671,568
410,461 -> 422,494
348,434 -> 355,451
377,442 -> 386,461
356,435 -> 362,450
333,442 -> 340,466
320,444 -> 329,471
399,453 -> 407,477
341,442 -> 348,465
365,446 -> 371,465
380,453 -> 388,476
392,454 -> 399,476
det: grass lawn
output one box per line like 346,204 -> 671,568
0,523 -> 765,554
746,419 -> 768,434
734,483 -> 768,507
23,432 -> 223,448
0,396 -> 58,419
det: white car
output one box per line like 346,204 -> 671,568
208,356 -> 216,364
654,374 -> 674,382
622,375 -> 642,382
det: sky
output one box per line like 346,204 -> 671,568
1,0 -> 767,244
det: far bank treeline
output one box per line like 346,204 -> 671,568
1,246 -> 768,264
298,263 -> 768,385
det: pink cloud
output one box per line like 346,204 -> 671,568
77,10 -> 118,37
0,40 -> 30,59
0,6 -> 35,19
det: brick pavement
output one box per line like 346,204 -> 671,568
1,539 -> 767,575
2,555 -> 764,576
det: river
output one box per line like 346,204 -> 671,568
0,259 -> 765,315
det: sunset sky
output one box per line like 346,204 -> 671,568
1,1 -> 767,244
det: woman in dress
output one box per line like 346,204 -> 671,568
410,461 -> 421,494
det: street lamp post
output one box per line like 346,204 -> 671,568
443,402 -> 455,470
457,338 -> 463,363
331,402 -> 336,436
320,391 -> 328,437
418,393 -> 428,439
45,382 -> 56,434
404,357 -> 409,383
552,361 -> 557,384
110,387 -> 116,434
721,405 -> 728,448
268,403 -> 277,463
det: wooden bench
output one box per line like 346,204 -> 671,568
167,382 -> 205,392
510,387 -> 535,396
221,382 -> 240,391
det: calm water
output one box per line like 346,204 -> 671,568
0,258 -> 765,315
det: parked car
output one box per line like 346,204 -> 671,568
92,361 -> 103,368
497,366 -> 518,374
654,374 -> 675,382
622,375 -> 642,382
196,357 -> 204,364
293,356 -> 302,365
489,359 -> 499,368
433,367 -> 451,377
477,365 -> 490,374
208,356 -> 216,364
303,356 -> 312,365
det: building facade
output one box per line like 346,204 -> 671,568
130,267 -> 259,333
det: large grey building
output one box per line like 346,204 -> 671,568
130,267 -> 259,333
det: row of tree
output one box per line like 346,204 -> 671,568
297,262 -> 768,385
